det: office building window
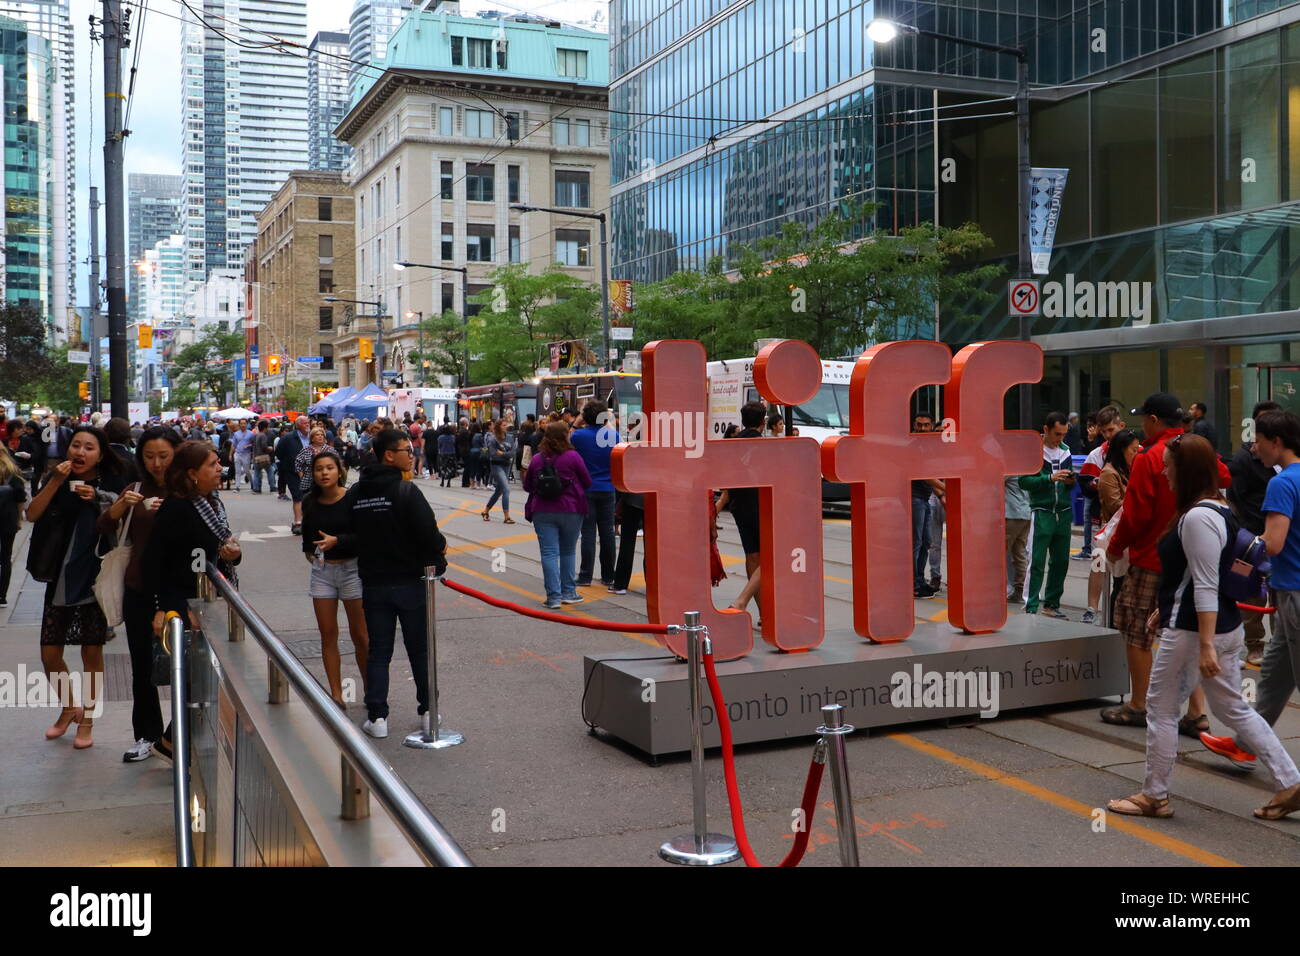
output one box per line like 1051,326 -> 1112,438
466,223 -> 495,262
441,282 -> 455,314
557,48 -> 587,78
441,223 -> 454,261
555,229 -> 590,266
451,36 -> 463,65
465,108 -> 492,138
508,165 -> 520,203
506,112 -> 520,141
359,195 -> 364,230
320,344 -> 334,371
438,106 -> 454,136
466,284 -> 490,318
467,37 -> 493,68
466,163 -> 494,202
319,270 -> 334,293
496,39 -> 508,70
574,119 -> 591,147
318,197 -> 332,221
319,234 -> 333,258
554,170 -> 591,208
319,306 -> 333,331
395,167 -> 401,205
554,118 -> 570,146
509,225 -> 521,263
441,161 -> 454,199
395,226 -> 401,262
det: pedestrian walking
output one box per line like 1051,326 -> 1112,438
351,429 -> 447,739
716,402 -> 769,608
482,419 -> 516,523
141,441 -> 242,762
1004,476 -> 1031,604
523,422 -> 592,608
1093,429 -> 1141,625
301,448 -> 369,709
95,426 -> 179,762
0,447 -> 29,606
571,402 -> 618,587
906,412 -> 944,599
25,427 -> 127,750
1226,401 -> 1284,665
276,416 -> 311,534
1106,433 -> 1300,820
436,424 -> 457,486
250,420 -> 275,494
608,491 -> 644,595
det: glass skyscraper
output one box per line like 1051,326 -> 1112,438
610,0 -> 1300,445
128,173 -> 183,325
309,31 -> 353,171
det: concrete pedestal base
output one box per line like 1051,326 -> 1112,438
582,616 -> 1127,756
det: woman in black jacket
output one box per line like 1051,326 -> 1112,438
0,447 -> 28,606
141,440 -> 242,761
25,427 -> 125,749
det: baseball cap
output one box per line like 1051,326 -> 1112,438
1130,392 -> 1182,420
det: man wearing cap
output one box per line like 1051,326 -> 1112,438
1103,392 -> 1231,731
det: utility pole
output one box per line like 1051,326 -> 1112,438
88,187 -> 102,411
102,0 -> 129,419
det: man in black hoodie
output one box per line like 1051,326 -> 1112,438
351,428 -> 447,739
1230,401 -> 1283,665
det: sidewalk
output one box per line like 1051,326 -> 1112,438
0,527 -> 175,866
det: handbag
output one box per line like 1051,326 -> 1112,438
27,490 -> 74,583
92,484 -> 139,628
151,632 -> 172,686
1091,506 -> 1129,577
254,453 -> 271,468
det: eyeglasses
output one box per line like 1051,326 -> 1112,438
392,446 -> 413,456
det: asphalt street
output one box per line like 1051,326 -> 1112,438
3,472 -> 1298,867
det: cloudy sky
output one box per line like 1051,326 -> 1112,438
69,0 -> 607,293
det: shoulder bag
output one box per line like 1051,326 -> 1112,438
92,483 -> 139,627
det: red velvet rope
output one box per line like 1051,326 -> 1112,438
1237,602 -> 1277,615
440,577 -> 672,634
703,647 -> 824,867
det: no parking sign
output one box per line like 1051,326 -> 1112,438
1008,280 -> 1041,316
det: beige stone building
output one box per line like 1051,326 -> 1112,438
249,170 -> 355,402
333,6 -> 609,390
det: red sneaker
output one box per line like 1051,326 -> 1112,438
1199,732 -> 1256,765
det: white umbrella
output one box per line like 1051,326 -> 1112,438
216,407 -> 256,420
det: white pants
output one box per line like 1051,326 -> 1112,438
235,452 -> 252,486
1144,625 -> 1300,798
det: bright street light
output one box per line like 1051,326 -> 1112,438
393,262 -> 406,271
866,18 -> 907,43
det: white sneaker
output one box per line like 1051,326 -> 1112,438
361,718 -> 388,739
122,738 -> 154,763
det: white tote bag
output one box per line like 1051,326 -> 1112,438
93,485 -> 138,627
1090,506 -> 1129,577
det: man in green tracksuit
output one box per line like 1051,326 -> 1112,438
1019,411 -> 1076,619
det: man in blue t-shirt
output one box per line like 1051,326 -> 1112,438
570,401 -> 619,587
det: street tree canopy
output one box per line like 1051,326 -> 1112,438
0,304 -> 54,399
170,327 -> 245,407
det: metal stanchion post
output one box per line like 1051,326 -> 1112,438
659,611 -> 740,866
1099,566 -> 1114,629
268,660 -> 289,704
228,603 -> 244,643
404,566 -> 464,749
167,614 -> 194,867
817,704 -> 859,867
341,755 -> 371,820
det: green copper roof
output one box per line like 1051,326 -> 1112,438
351,9 -> 608,106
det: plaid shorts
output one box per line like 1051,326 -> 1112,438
1113,565 -> 1160,650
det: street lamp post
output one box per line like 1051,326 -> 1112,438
406,310 -> 425,386
868,18 -> 1032,428
323,294 -> 385,385
395,261 -> 469,387
510,204 -> 611,370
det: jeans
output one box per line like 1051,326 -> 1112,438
928,492 -> 944,581
1255,589 -> 1300,726
251,457 -> 274,493
123,587 -> 164,743
579,491 -> 617,585
1079,495 -> 1095,555
362,581 -> 429,721
463,450 -> 480,487
612,504 -> 643,590
485,463 -> 510,513
1144,625 -> 1300,798
533,511 -> 583,601
911,497 -> 931,589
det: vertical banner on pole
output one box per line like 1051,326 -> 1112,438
1028,168 -> 1069,276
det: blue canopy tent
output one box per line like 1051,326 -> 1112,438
307,385 -> 357,415
333,384 -> 392,421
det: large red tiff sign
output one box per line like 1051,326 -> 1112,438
611,339 -> 826,660
612,338 -> 1043,656
821,340 -> 1043,642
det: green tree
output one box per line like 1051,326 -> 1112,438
169,327 -> 245,406
0,303 -> 54,399
30,347 -> 109,414
408,309 -> 469,384
629,264 -> 756,359
467,264 -> 599,382
280,380 -> 311,413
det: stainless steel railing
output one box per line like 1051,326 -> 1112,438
199,565 -> 472,867
165,612 -> 195,868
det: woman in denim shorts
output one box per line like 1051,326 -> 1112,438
301,449 -> 369,708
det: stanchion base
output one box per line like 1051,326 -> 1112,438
658,833 -> 741,866
402,729 -> 465,750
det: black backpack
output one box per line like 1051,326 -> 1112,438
536,455 -> 567,500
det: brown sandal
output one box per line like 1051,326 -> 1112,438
1100,703 -> 1147,727
1254,783 -> 1300,820
1107,793 -> 1173,818
1178,713 -> 1210,739
503,516 -> 515,524
482,511 -> 490,521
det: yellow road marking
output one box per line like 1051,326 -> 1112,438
444,560 -> 661,648
445,532 -> 535,556
887,732 -> 1241,867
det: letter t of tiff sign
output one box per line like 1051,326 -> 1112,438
822,341 -> 1043,642
612,339 -> 825,661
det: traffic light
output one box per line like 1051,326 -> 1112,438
358,338 -> 373,362
267,355 -> 281,375
138,324 -> 153,349
78,381 -> 89,401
